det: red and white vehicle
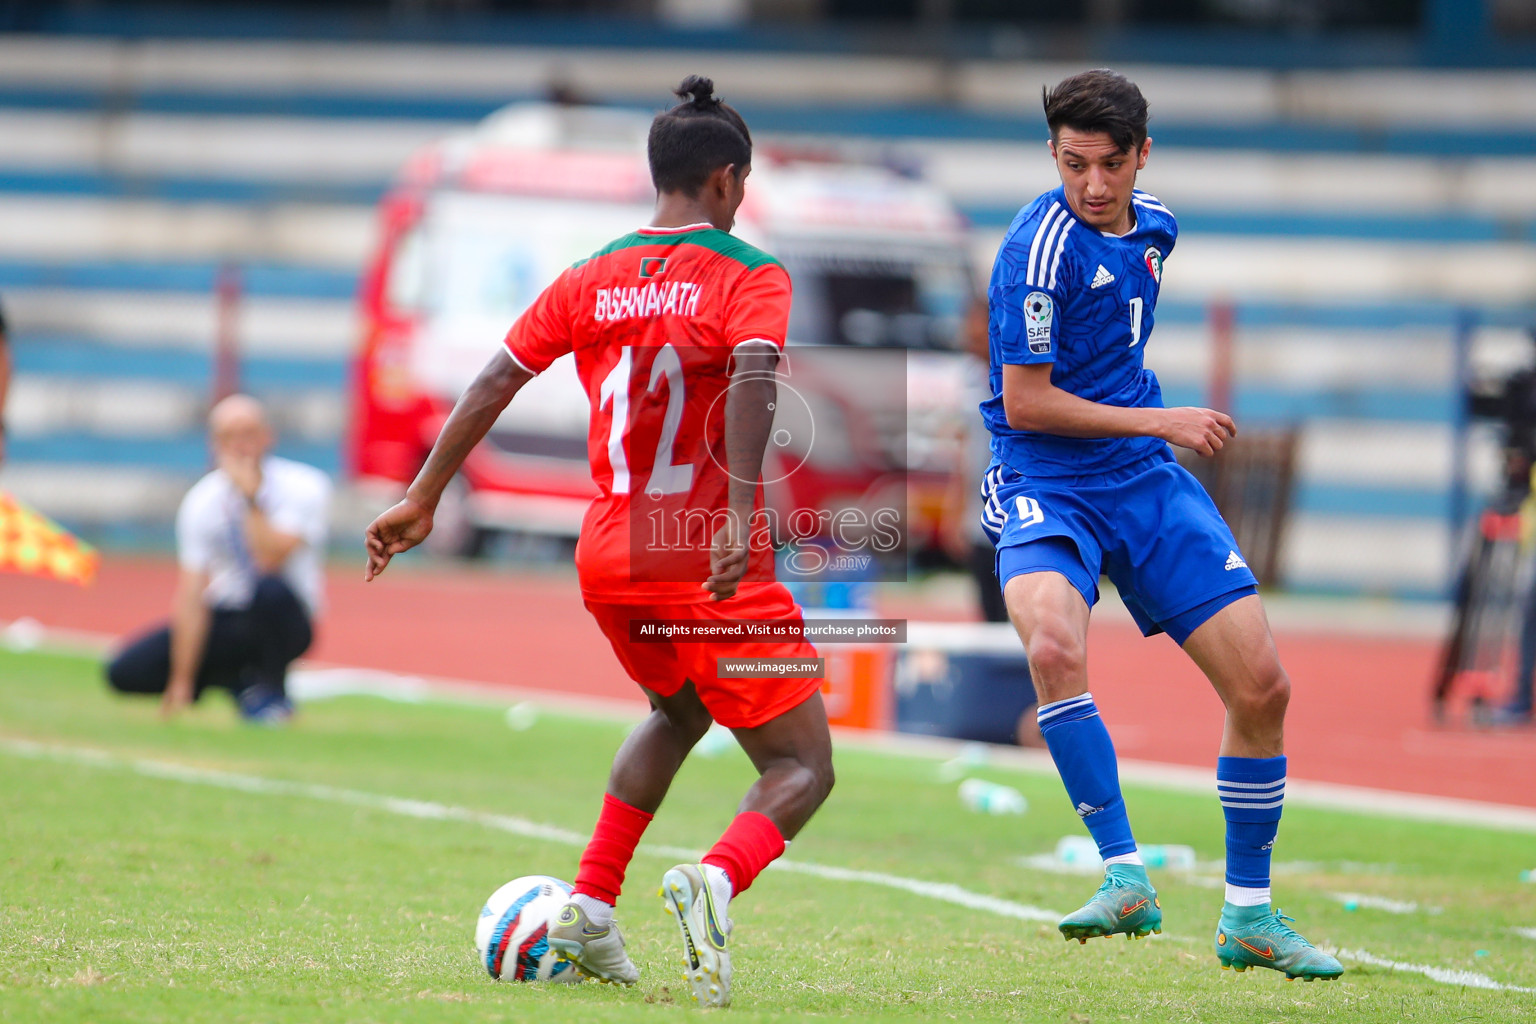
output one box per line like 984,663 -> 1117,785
350,103 -> 973,555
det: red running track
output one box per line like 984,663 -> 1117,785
4,556 -> 1533,808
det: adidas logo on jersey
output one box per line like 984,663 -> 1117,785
1090,265 -> 1115,289
1225,550 -> 1248,571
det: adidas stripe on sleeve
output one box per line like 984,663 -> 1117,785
990,201 -> 1077,367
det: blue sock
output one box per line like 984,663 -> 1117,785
1217,755 -> 1286,900
1038,693 -> 1137,859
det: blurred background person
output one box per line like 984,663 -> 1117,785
943,295 -> 1008,624
1501,596 -> 1536,725
940,294 -> 1045,749
104,395 -> 330,722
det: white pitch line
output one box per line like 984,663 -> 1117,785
6,735 -> 1535,994
1335,949 -> 1536,994
11,625 -> 1536,834
0,738 -> 1059,926
288,665 -> 1536,834
766,859 -> 1056,924
1013,858 -> 1443,913
1515,927 -> 1536,941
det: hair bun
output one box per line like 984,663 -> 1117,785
674,75 -> 718,108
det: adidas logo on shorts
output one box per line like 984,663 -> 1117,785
1225,550 -> 1248,571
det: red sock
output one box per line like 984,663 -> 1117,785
573,793 -> 654,905
701,812 -> 785,896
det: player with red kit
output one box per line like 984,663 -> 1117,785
364,76 -> 833,1008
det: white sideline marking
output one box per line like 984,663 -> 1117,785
0,737 -> 1059,926
1514,927 -> 1536,941
289,667 -> 1536,834
13,624 -> 1536,833
1015,857 -> 1441,912
1335,949 -> 1536,993
6,737 -> 1534,994
767,859 -> 1057,924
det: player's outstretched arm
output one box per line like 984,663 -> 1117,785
1001,363 -> 1235,456
364,349 -> 534,580
705,344 -> 779,601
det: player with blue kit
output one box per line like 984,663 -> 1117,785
981,69 -> 1341,981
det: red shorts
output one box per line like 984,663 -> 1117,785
583,582 -> 822,729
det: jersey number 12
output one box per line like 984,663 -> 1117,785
599,344 -> 694,498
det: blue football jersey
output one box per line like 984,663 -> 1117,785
982,185 -> 1177,477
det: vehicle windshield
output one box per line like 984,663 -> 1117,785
777,241 -> 970,351
401,191 -> 651,398
392,195 -> 971,402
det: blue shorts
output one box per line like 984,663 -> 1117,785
981,448 -> 1260,645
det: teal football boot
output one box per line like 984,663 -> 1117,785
1058,863 -> 1163,943
1215,904 -> 1344,981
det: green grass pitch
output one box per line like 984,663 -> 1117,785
2,645 -> 1534,1023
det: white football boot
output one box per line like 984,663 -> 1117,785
660,864 -> 733,1008
546,901 -> 640,985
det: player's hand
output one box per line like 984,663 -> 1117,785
160,677 -> 194,718
219,452 -> 263,501
364,497 -> 434,581
703,510 -> 750,602
1156,407 -> 1236,457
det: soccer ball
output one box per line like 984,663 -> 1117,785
474,875 -> 583,983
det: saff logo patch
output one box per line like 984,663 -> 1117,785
1023,291 -> 1053,354
1143,246 -> 1163,284
639,257 -> 668,279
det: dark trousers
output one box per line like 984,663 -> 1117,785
105,576 -> 313,700
968,540 -> 1010,624
1514,582 -> 1536,714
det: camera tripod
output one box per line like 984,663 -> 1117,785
1432,463 -> 1532,724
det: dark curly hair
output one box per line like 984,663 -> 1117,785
647,75 -> 753,196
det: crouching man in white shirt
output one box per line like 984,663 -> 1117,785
106,395 -> 331,722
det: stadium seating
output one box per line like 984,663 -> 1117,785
2,33 -> 1532,595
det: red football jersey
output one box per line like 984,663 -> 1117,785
503,223 -> 791,604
